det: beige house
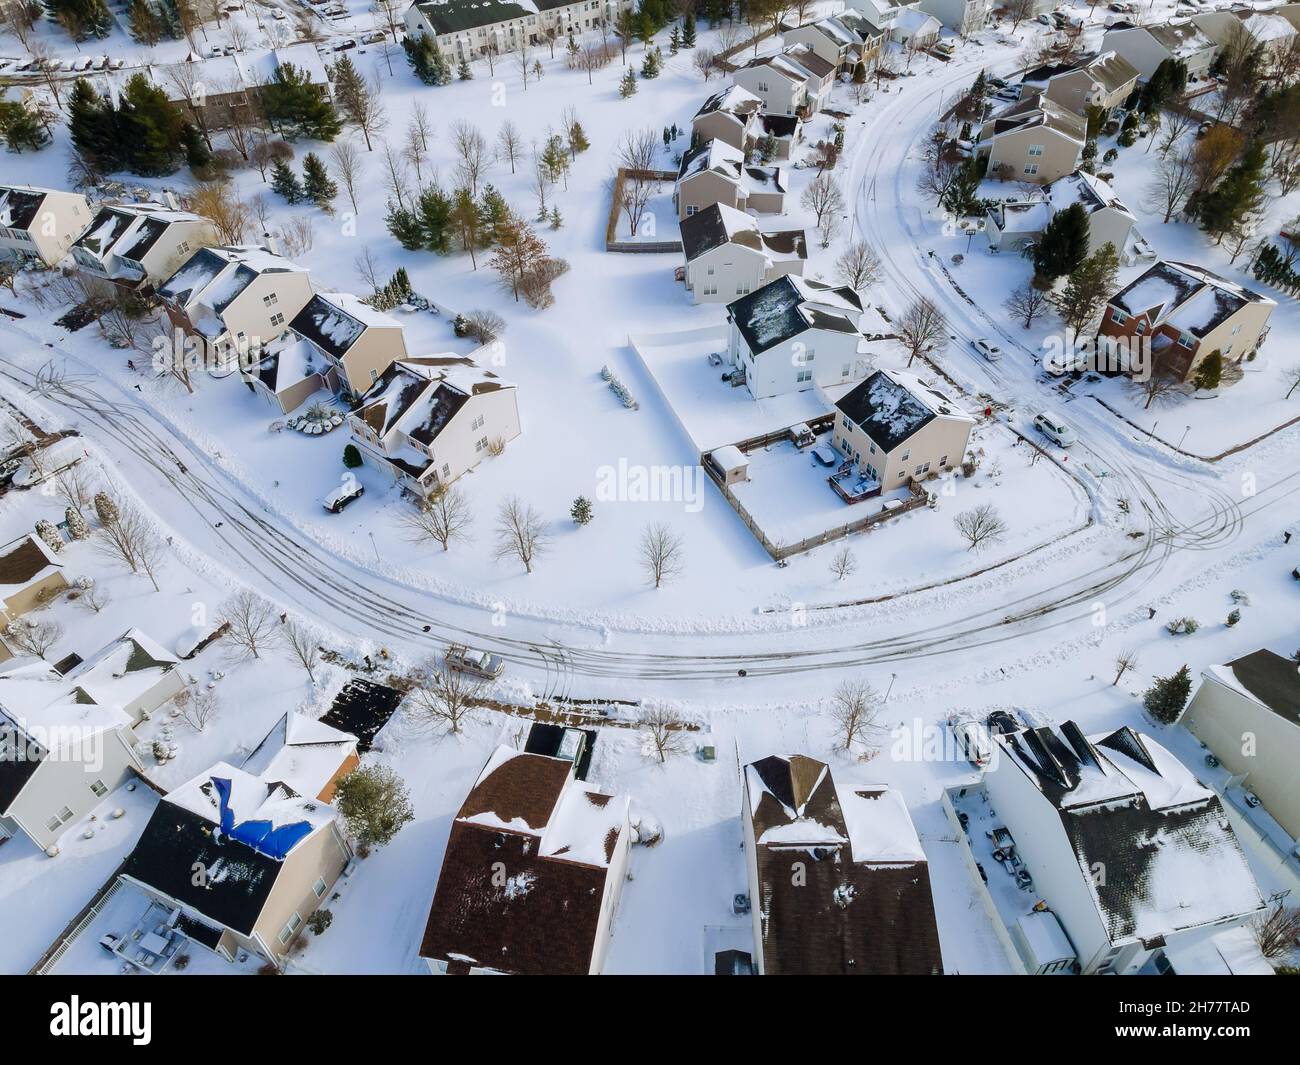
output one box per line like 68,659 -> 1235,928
242,712 -> 360,803
158,244 -> 314,370
119,760 -> 353,967
733,46 -> 836,117
244,291 -> 408,412
978,97 -> 1087,184
691,85 -> 764,154
419,746 -> 632,975
675,139 -> 788,221
833,369 -> 974,488
892,7 -> 942,49
986,170 -> 1146,264
0,185 -> 92,268
742,755 -> 943,975
782,12 -> 885,72
0,628 -> 181,850
405,0 -> 635,60
348,356 -> 520,498
680,203 -> 806,304
1181,650 -> 1300,841
1098,260 -> 1275,381
71,201 -> 218,292
1193,9 -> 1298,62
1100,20 -> 1219,80
1042,51 -> 1140,118
0,534 -> 67,644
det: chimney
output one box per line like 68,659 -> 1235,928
162,190 -> 179,211
262,231 -> 281,257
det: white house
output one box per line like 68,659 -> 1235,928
917,0 -> 990,36
987,170 -> 1146,263
845,0 -> 909,31
404,0 -> 635,61
0,185 -> 92,268
983,721 -> 1267,975
158,244 -> 314,369
742,754 -> 944,975
725,275 -> 871,399
733,46 -> 836,117
892,7 -> 942,49
347,356 -> 520,497
418,746 -> 632,975
70,201 -> 218,291
680,203 -> 807,304
1100,20 -> 1220,80
782,12 -> 886,72
691,84 -> 764,154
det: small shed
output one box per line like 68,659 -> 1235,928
1012,909 -> 1076,975
710,444 -> 749,486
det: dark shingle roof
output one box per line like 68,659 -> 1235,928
727,276 -> 860,354
117,215 -> 170,263
836,370 -> 937,453
0,188 -> 46,231
1223,649 -> 1300,728
0,716 -> 45,815
0,536 -> 58,586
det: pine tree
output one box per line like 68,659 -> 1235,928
568,120 -> 589,156
1117,111 -> 1139,148
479,184 -> 510,243
457,56 -> 472,80
272,158 -> 306,203
1143,664 -> 1192,724
0,103 -> 50,153
261,63 -> 342,141
93,491 -> 118,526
669,24 -> 680,53
1199,140 -> 1267,244
34,519 -> 62,554
181,122 -> 210,172
1192,349 -> 1223,391
343,443 -> 363,468
570,496 -> 593,525
403,34 -> 450,86
386,201 -> 425,250
126,0 -> 163,44
619,68 -> 637,98
65,506 -> 90,541
682,12 -> 696,47
550,205 -> 562,229
641,48 -> 661,80
1051,242 -> 1119,341
416,184 -> 453,253
302,151 -> 338,209
118,72 -> 189,176
1033,202 -> 1090,282
68,77 -> 121,173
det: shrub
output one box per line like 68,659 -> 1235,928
343,444 -> 362,469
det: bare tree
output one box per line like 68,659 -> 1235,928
280,619 -> 320,682
0,0 -> 37,50
497,118 -> 522,173
189,181 -> 252,243
1143,149 -> 1197,224
1252,901 -> 1300,959
219,590 -> 278,659
179,686 -> 221,732
801,170 -> 844,232
381,140 -> 411,210
80,580 -> 111,614
953,503 -> 1008,551
830,678 -> 883,756
1155,109 -> 1194,159
835,241 -> 881,291
829,544 -> 857,581
406,657 -> 486,734
54,465 -> 96,517
640,706 -> 686,763
95,498 -> 163,587
493,496 -> 550,573
615,127 -> 660,237
1004,282 -> 1050,328
692,47 -> 717,80
400,486 -> 474,552
897,297 -> 948,366
451,119 -> 489,196
4,618 -> 63,659
409,100 -> 434,155
1284,363 -> 1300,400
330,138 -> 363,213
1113,649 -> 1140,686
354,246 -> 382,294
638,522 -> 685,588
1129,368 -> 1188,411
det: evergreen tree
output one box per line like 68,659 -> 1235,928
261,63 -> 342,141
65,507 -> 90,541
457,56 -> 472,80
34,519 -> 62,554
549,205 -> 562,229
1143,664 -> 1192,724
126,0 -> 163,43
448,185 -> 486,266
620,67 -> 637,98
1138,58 -> 1188,114
682,12 -> 696,47
343,444 -> 363,468
118,73 -> 188,176
641,47 -> 661,79
669,24 -> 680,53
568,120 -> 589,156
271,157 -> 306,204
1033,202 -> 1090,282
1198,140 -> 1267,244
416,184 -> 453,253
403,33 -> 451,86
570,496 -> 593,525
0,97 -> 51,152
47,0 -> 112,39
302,151 -> 338,209
181,121 -> 210,171
68,77 -> 121,173
479,184 -> 510,242
1117,110 -> 1139,148
386,200 -> 425,250
941,158 -> 982,217
93,491 -> 118,525
1192,350 -> 1223,391
1051,242 -> 1120,341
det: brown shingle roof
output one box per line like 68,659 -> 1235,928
0,536 -> 59,588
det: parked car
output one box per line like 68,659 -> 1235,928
323,481 -> 364,513
972,338 -> 1003,362
271,6 -> 287,16
811,445 -> 839,467
1037,13 -> 1052,24
334,37 -> 357,50
445,643 -> 505,679
952,719 -> 993,768
1033,411 -> 1077,447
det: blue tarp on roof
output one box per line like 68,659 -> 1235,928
212,776 -> 313,861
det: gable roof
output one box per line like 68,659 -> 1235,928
158,244 -> 307,312
418,747 -> 629,975
288,291 -> 398,360
1208,649 -> 1300,728
122,761 -> 338,936
61,627 -> 178,710
727,275 -> 862,354
744,755 -> 943,975
1147,19 -> 1217,58
0,186 -> 48,231
998,723 -> 1264,944
693,84 -> 763,124
0,534 -> 63,595
836,368 -> 972,453
1108,260 -> 1274,338
987,97 -> 1087,144
409,0 -> 566,35
680,202 -> 807,264
352,358 -> 510,450
241,712 -> 358,799
1049,50 -> 1139,95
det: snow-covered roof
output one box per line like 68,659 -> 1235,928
1147,19 -> 1217,59
1015,910 -> 1076,965
158,245 -> 308,314
678,137 -> 745,185
1161,925 -> 1274,975
836,368 -> 973,453
894,7 -> 941,35
255,335 -> 329,395
710,444 -> 748,473
680,202 -> 806,264
1205,649 -> 1300,729
1056,50 -> 1140,95
1109,260 -> 1274,338
693,84 -> 763,123
1049,169 -> 1135,221
241,712 -> 357,800
987,97 -> 1088,145
73,201 -> 207,269
727,275 -> 863,354
997,722 -> 1265,943
0,185 -> 50,231
0,533 -> 63,596
288,291 -> 400,360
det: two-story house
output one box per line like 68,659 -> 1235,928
1040,51 -> 1140,118
832,368 -> 974,487
782,12 -> 885,73
244,291 -> 409,413
986,170 -> 1145,263
733,46 -> 836,117
978,97 -> 1088,184
71,201 -> 218,293
347,356 -> 520,497
691,85 -> 764,154
675,139 -> 788,221
917,0 -> 990,36
157,244 -> 314,370
418,746 -> 632,975
404,0 -> 635,62
0,185 -> 92,268
1100,19 -> 1220,80
1097,260 -> 1275,381
725,275 -> 869,399
680,203 -> 807,304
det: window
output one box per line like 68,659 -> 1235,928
1110,309 -> 1128,326
757,81 -> 770,92
1135,319 -> 1147,334
1027,144 -> 1044,158
46,806 -> 75,832
262,292 -> 279,306
842,414 -> 851,429
796,369 -> 812,383
312,877 -> 328,898
270,312 -> 285,327
841,363 -> 851,378
471,414 -> 485,431
706,266 -> 714,275
278,912 -> 303,945
1023,163 -> 1039,176
177,240 -> 190,255
939,455 -> 948,467
90,779 -> 108,797
915,461 -> 931,476
900,449 -> 910,462
370,368 -> 379,382
1177,333 -> 1194,349
442,463 -> 451,478
475,436 -> 489,452
686,205 -> 698,216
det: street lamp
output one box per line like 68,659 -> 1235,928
885,672 -> 898,701
1177,424 -> 1191,450
368,530 -> 379,561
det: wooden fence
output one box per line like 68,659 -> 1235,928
606,167 -> 683,253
